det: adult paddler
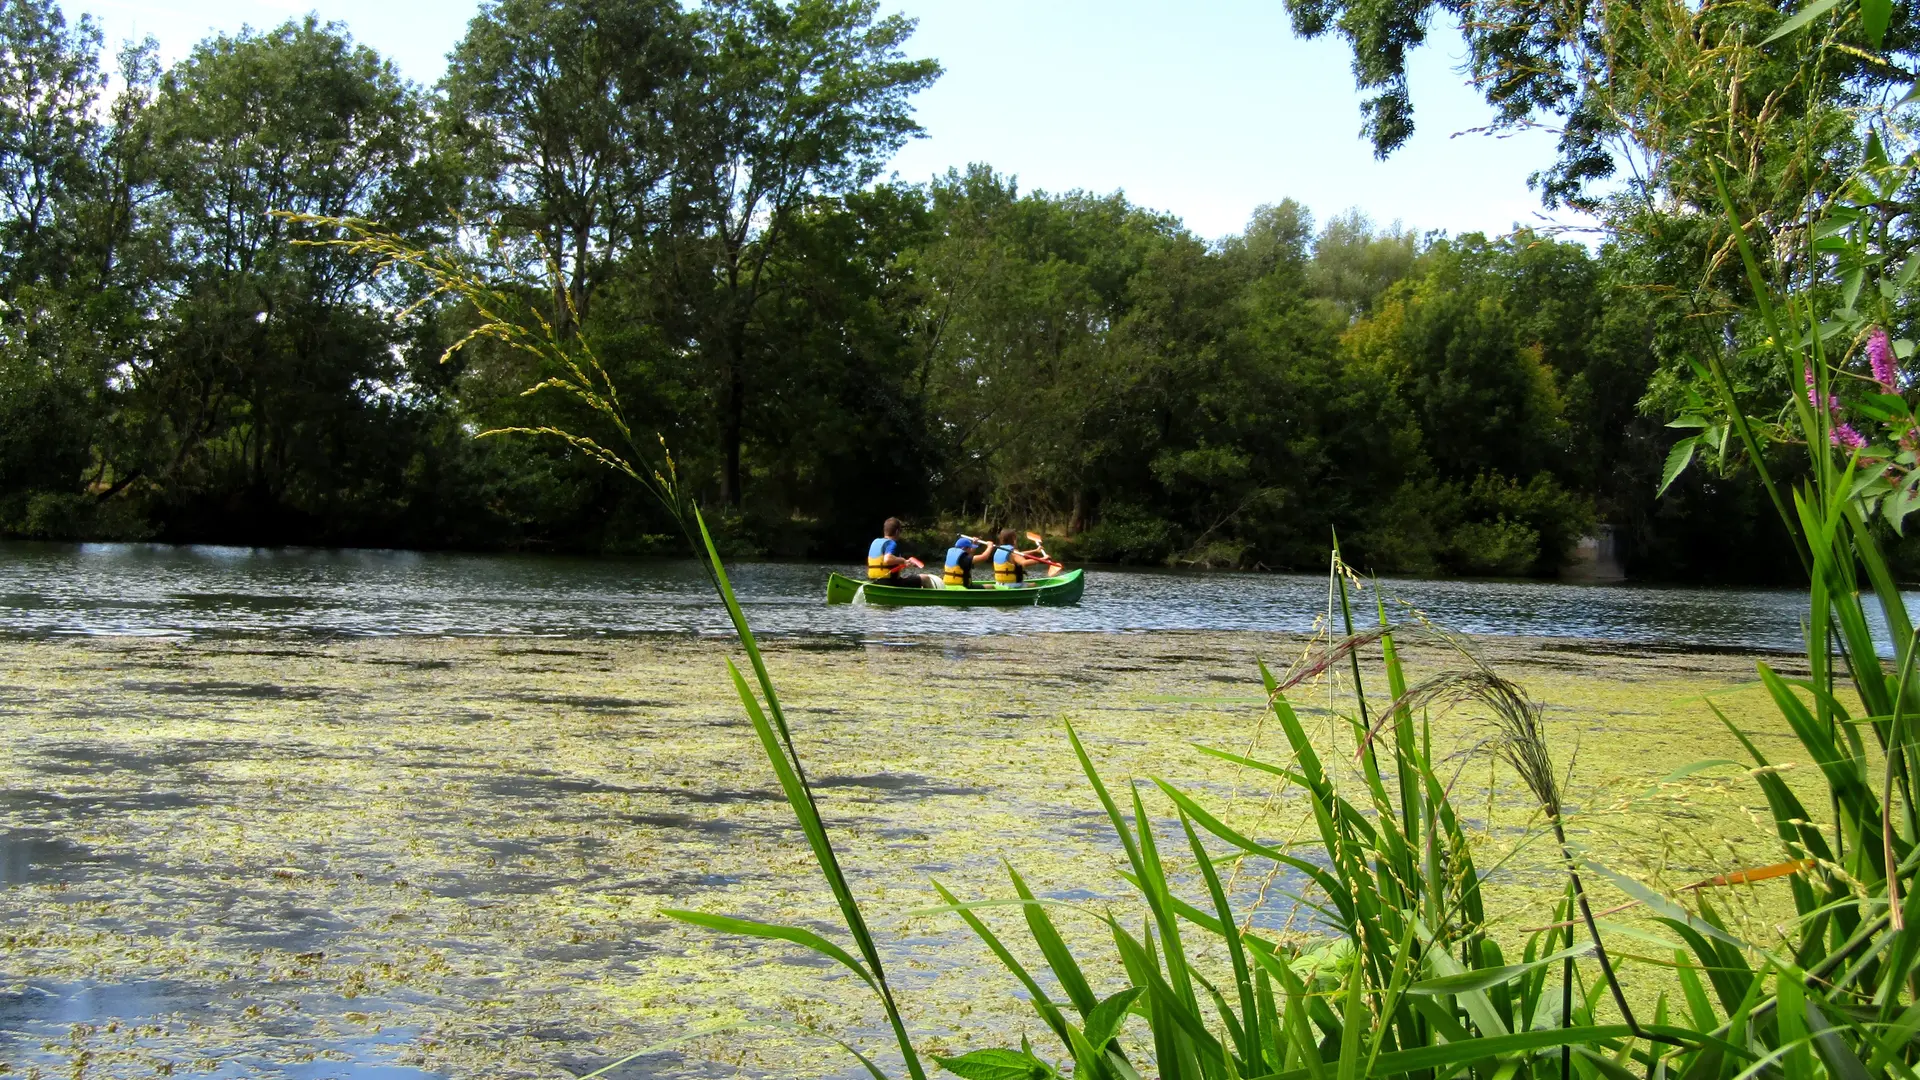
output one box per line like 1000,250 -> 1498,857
991,528 -> 1064,583
867,518 -> 938,588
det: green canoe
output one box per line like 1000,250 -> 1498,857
825,568 -> 1085,607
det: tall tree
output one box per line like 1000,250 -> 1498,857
441,0 -> 696,330
0,0 -> 111,534
122,17 -> 440,537
0,0 -> 100,293
684,0 -> 937,505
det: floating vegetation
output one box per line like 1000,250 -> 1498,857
0,630 -> 1810,1077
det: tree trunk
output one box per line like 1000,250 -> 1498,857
1069,488 -> 1090,535
720,352 -> 744,507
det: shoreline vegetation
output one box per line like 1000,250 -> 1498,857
0,0 -> 1835,584
0,629 -> 1820,1077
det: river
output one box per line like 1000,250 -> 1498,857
0,540 -> 1880,651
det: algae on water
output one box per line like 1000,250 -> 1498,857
0,631 -> 1813,1077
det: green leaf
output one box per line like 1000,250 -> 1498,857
1582,861 -> 1748,949
1362,1024 -> 1638,1076
1814,213 -> 1859,240
1660,758 -> 1747,782
1406,941 -> 1593,995
1805,997 -> 1871,1080
1574,1047 -> 1640,1080
932,1048 -> 1058,1080
1659,436 -> 1698,496
1862,0 -> 1892,45
660,909 -> 874,990
1005,865 -> 1097,1018
1760,0 -> 1836,42
1335,951 -> 1367,1080
1084,986 -> 1143,1048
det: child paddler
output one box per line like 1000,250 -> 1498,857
867,518 -> 938,588
943,534 -> 993,588
991,528 -> 1063,582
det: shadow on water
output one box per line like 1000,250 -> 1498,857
0,786 -> 203,816
36,740 -> 323,773
477,772 -> 789,808
0,831 -> 125,884
812,772 -> 984,798
501,692 -> 671,711
121,679 -> 329,700
0,981 -> 443,1079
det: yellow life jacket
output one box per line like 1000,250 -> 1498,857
943,543 -> 973,586
867,537 -> 897,580
992,544 -> 1021,584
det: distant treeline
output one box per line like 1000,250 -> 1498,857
0,0 -> 1806,580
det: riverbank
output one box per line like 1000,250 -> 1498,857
0,631 -> 1813,1078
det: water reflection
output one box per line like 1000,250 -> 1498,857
0,540 -> 1875,652
0,981 -> 440,1079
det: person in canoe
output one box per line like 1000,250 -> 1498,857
943,533 -> 993,588
868,518 -> 939,588
992,528 -> 1064,583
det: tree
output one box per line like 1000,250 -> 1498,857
123,17 -> 440,538
1285,0 -> 1914,218
441,0 -> 696,330
1306,209 -> 1417,321
0,0 -> 100,292
682,0 -> 938,506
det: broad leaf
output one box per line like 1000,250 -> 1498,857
933,1048 -> 1059,1080
1083,986 -> 1143,1049
1659,436 -> 1698,496
1407,941 -> 1593,995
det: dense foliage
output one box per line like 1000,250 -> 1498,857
0,0 -> 1813,579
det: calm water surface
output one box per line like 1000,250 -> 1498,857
0,541 -> 1882,651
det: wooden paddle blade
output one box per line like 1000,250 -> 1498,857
1026,531 -> 1045,544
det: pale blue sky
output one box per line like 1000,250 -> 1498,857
82,0 -> 1597,241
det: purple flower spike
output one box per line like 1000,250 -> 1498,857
1832,422 -> 1868,451
1807,364 -> 1822,409
1869,327 -> 1898,391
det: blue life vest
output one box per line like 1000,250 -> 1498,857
867,537 -> 898,580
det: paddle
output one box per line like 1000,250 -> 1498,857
1021,531 -> 1065,569
869,555 -> 922,581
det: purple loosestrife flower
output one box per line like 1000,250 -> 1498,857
1806,364 -> 1843,415
1833,422 -> 1869,451
1870,327 -> 1899,391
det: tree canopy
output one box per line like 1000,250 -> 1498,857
0,0 -> 1844,581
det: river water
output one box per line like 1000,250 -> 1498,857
0,540 -> 1885,651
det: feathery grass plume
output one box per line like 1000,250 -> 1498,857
1389,668 -> 1559,814
276,211 -> 693,525
1383,658 -> 1683,1057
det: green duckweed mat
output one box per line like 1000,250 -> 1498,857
0,631 -> 1818,1077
